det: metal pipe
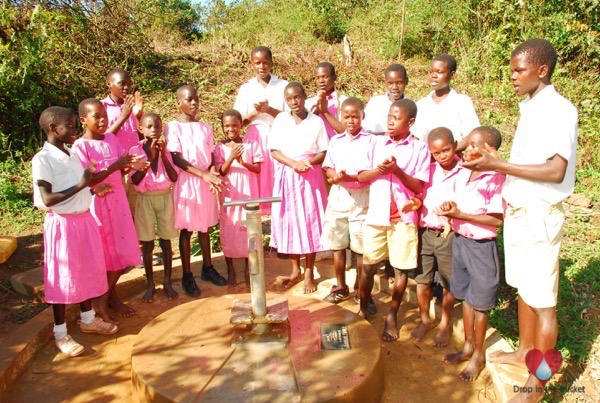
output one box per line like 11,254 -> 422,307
245,203 -> 266,320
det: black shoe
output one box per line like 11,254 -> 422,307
324,285 -> 350,304
201,265 -> 227,286
182,272 -> 201,297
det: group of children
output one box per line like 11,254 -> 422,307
34,37 -> 577,401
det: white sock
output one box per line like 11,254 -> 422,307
80,309 -> 95,325
54,323 -> 67,340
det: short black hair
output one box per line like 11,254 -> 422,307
251,46 -> 273,61
176,85 -> 197,100
385,63 -> 408,79
106,68 -> 130,81
284,81 -> 306,96
140,112 -> 162,126
221,109 -> 243,123
341,97 -> 365,112
316,61 -> 336,77
428,127 -> 455,144
39,106 -> 76,135
512,38 -> 558,79
78,98 -> 103,117
391,98 -> 417,120
432,54 -> 457,73
470,126 -> 502,150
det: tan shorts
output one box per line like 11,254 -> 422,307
363,222 -> 418,270
320,185 -> 369,253
504,202 -> 564,308
123,176 -> 139,218
134,189 -> 179,242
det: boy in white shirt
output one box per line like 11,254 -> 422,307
411,54 -> 480,150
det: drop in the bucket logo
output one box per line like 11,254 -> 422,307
525,349 -> 562,386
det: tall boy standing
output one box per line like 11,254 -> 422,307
463,38 -> 578,401
357,99 -> 430,341
411,54 -> 480,150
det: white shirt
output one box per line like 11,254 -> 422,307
363,94 -> 393,134
233,75 -> 289,126
503,85 -> 578,207
32,142 -> 92,214
412,89 -> 480,142
268,111 -> 329,159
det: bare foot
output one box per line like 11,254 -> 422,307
410,321 -> 431,342
141,285 -> 155,303
459,353 -> 485,381
163,283 -> 179,300
433,326 -> 450,347
382,313 -> 399,342
282,274 -> 300,289
357,308 -> 367,319
227,275 -> 237,287
488,350 -> 527,369
303,278 -> 317,294
109,296 -> 136,317
92,300 -> 119,325
444,348 -> 473,364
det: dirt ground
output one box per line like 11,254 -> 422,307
3,252 -> 500,402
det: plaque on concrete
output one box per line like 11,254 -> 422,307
320,324 -> 351,350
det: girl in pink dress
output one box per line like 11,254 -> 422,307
215,109 -> 263,287
269,82 -> 329,294
233,46 -> 288,215
33,106 -> 117,357
73,99 -> 145,323
166,85 -> 227,296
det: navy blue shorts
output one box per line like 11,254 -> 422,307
449,234 -> 499,311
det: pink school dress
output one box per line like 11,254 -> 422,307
165,121 -> 219,232
72,133 -> 142,271
32,142 -> 108,304
214,139 -> 263,258
268,111 -> 329,254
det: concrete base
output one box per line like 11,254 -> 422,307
132,294 -> 383,402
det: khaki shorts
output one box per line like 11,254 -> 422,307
123,176 -> 139,218
363,221 -> 418,270
504,202 -> 564,308
320,185 -> 369,253
134,189 -> 179,242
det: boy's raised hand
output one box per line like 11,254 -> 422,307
122,94 -> 135,118
314,90 -> 328,115
254,99 -> 269,113
132,91 -> 144,116
94,183 -> 114,197
461,143 -> 501,171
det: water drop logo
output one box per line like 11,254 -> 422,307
525,349 -> 563,386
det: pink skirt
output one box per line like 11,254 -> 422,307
270,157 -> 328,254
244,124 -> 273,216
91,182 -> 142,271
43,212 -> 109,304
219,167 -> 259,258
172,171 -> 219,232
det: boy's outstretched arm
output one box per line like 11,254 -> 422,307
461,144 -> 568,184
436,201 -> 504,227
